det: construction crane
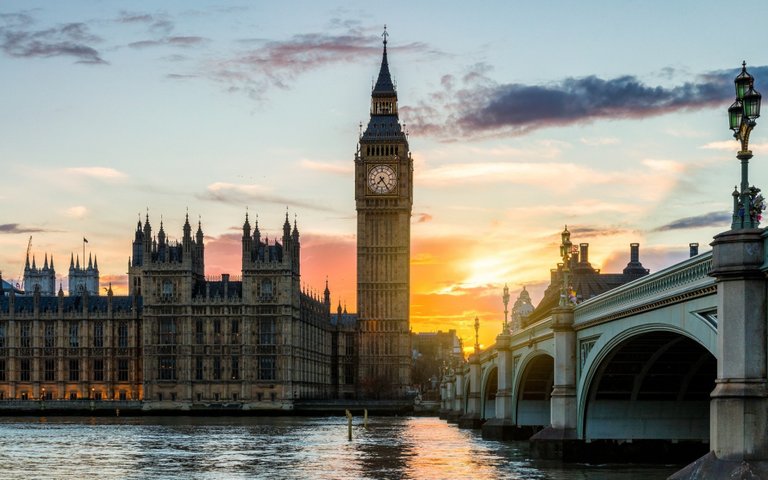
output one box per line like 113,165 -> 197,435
16,236 -> 31,291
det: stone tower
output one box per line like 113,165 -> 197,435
68,252 -> 99,296
23,252 -> 56,295
355,28 -> 413,398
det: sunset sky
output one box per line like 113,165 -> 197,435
1,1 -> 768,348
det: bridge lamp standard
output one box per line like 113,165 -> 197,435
728,62 -> 763,229
502,284 -> 510,334
558,226 -> 573,308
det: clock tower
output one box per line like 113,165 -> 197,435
355,28 -> 413,399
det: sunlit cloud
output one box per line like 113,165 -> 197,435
580,137 -> 620,146
414,213 -> 433,224
299,159 -> 353,175
700,140 -> 768,153
64,166 -> 128,181
65,206 -> 88,219
417,159 -> 686,199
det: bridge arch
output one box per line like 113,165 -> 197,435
579,324 -> 715,442
481,365 -> 498,420
514,351 -> 554,427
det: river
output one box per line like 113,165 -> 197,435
0,416 -> 678,479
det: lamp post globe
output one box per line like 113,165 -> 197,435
729,62 -> 763,230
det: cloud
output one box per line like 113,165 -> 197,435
701,140 -> 768,154
418,159 -> 683,193
402,64 -> 768,140
580,137 -> 620,146
114,11 -> 173,34
203,28 -> 434,100
414,213 -> 433,224
166,73 -> 197,79
65,166 -> 127,180
0,223 -> 49,234
299,159 -> 353,175
567,225 -> 636,237
197,182 -> 336,212
65,206 -> 88,219
0,14 -> 106,64
653,211 -> 731,232
128,36 -> 207,49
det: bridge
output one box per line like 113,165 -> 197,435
440,228 -> 768,478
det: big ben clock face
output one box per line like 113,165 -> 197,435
368,165 -> 397,194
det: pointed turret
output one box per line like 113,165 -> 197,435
88,253 -> 93,270
243,212 -> 251,237
242,212 -> 252,266
25,251 -> 30,270
43,253 -> 49,270
158,219 -> 166,246
50,255 -> 54,270
69,253 -> 75,270
76,254 -> 80,270
196,218 -> 204,245
143,212 -> 152,238
362,26 -> 406,143
93,255 -> 98,271
323,277 -> 331,306
372,25 -> 395,97
183,212 -> 192,239
32,255 -> 37,270
283,210 -> 291,243
292,217 -> 300,241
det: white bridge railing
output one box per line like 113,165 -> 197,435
574,251 -> 715,326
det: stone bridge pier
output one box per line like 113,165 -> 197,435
672,228 -> 768,478
481,332 -> 516,439
530,306 -> 578,456
459,353 -> 482,428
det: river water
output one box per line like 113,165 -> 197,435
0,416 -> 678,479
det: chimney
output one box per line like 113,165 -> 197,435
689,243 -> 699,257
580,243 -> 589,264
630,243 -> 639,263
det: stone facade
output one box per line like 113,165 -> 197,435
0,288 -> 142,402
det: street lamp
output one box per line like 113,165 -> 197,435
474,317 -> 480,353
502,284 -> 510,334
729,62 -> 764,229
559,226 -> 573,307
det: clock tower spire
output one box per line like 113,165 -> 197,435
355,26 -> 413,399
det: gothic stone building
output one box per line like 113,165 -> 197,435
0,214 -> 356,408
0,33 -> 410,408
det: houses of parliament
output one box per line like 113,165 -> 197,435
0,33 -> 414,410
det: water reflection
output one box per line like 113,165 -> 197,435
0,416 -> 677,479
